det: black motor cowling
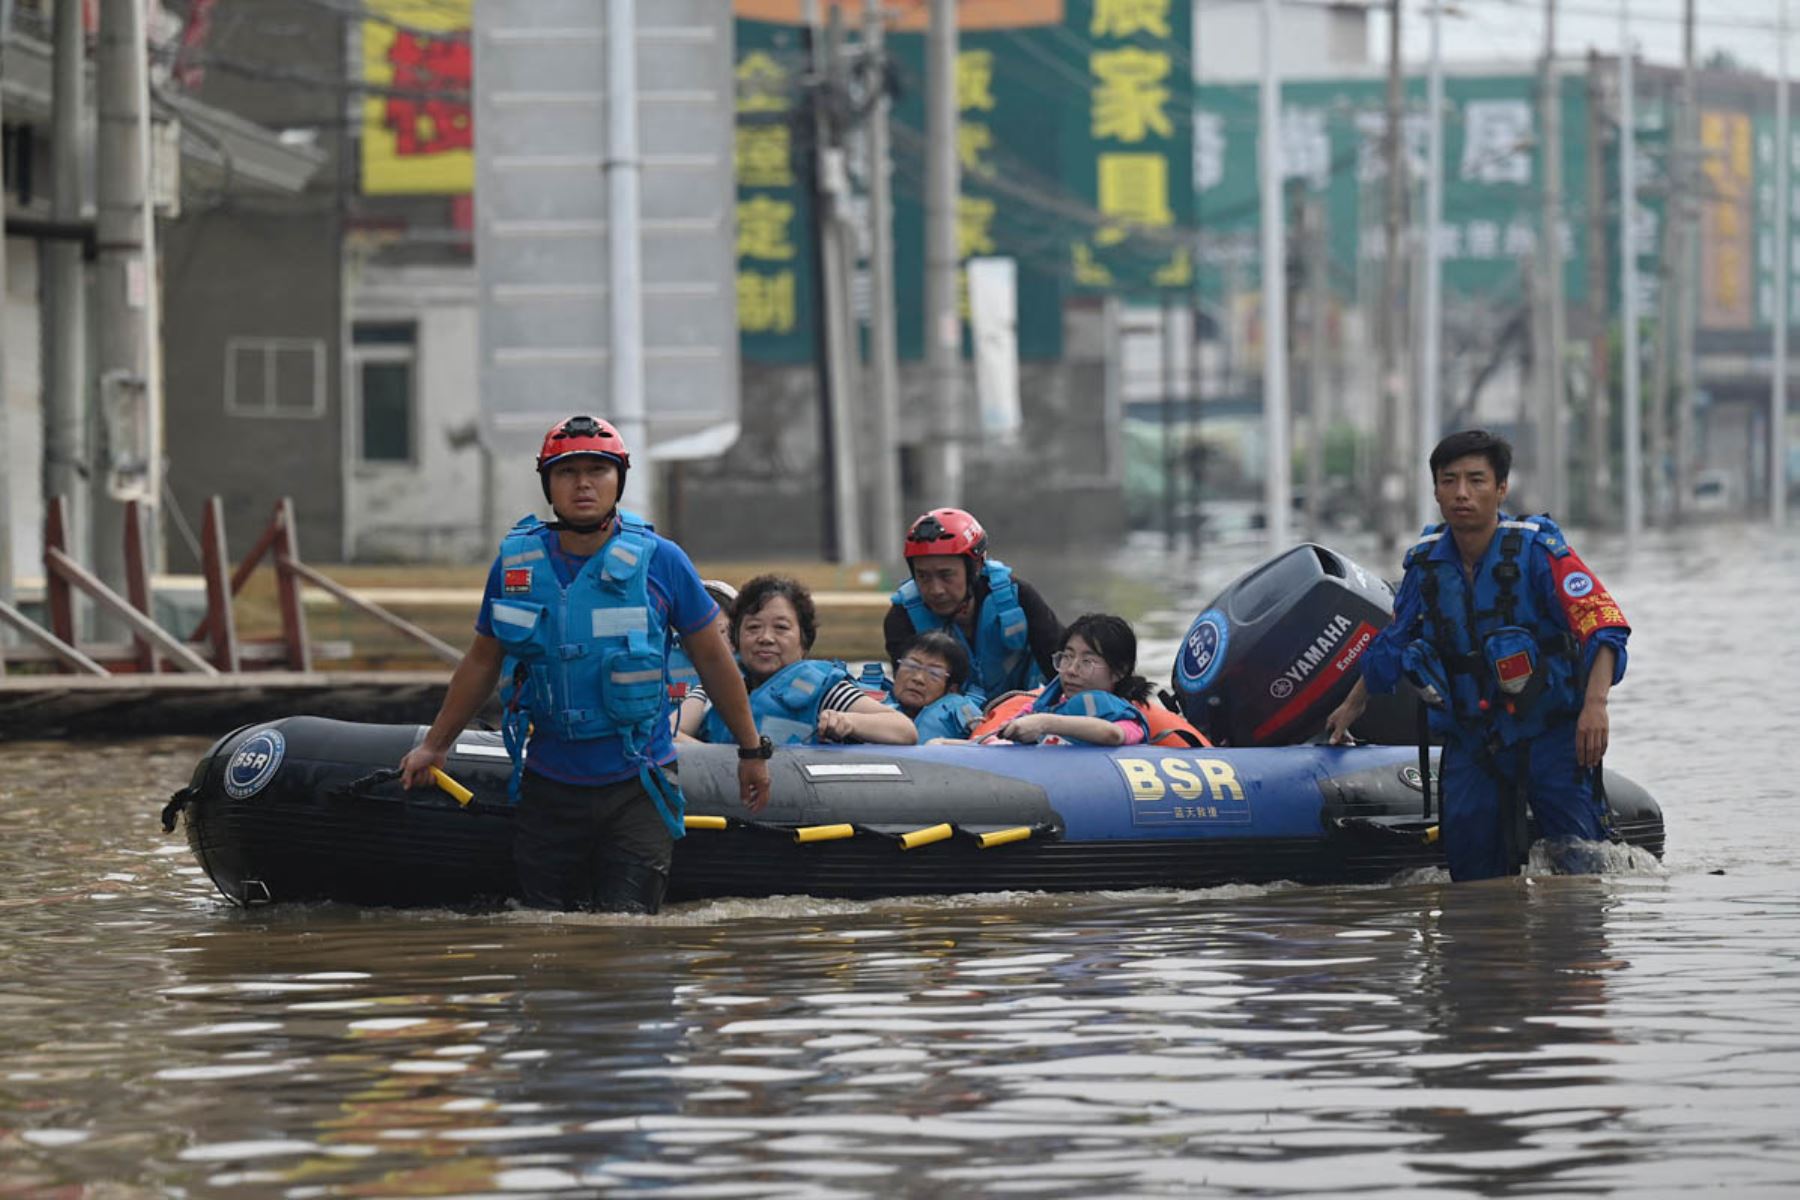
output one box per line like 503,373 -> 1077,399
1171,543 -> 1415,746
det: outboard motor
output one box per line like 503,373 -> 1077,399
1172,543 -> 1415,746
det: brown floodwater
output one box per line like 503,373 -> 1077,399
3,526 -> 1798,1197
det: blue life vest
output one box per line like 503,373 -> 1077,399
487,511 -> 683,836
906,693 -> 983,742
699,658 -> 851,747
859,661 -> 981,741
1028,679 -> 1150,742
856,661 -> 890,695
890,559 -> 1041,702
1402,515 -> 1583,750
667,644 -> 702,696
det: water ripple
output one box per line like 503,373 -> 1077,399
5,536 -> 1800,1195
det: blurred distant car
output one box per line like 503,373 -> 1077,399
1691,469 -> 1737,514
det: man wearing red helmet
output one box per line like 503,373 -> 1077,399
399,415 -> 770,913
884,508 -> 1063,704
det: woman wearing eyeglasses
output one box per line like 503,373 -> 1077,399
978,614 -> 1153,746
884,632 -> 984,742
963,614 -> 1212,748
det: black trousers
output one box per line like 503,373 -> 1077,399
514,769 -> 675,913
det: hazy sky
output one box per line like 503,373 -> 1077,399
1371,0 -> 1791,77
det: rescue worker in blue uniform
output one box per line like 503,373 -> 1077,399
398,416 -> 773,913
884,508 -> 1063,705
1325,429 -> 1630,882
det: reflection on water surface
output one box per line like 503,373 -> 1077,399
4,526 -> 1799,1196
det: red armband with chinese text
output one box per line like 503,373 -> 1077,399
1547,551 -> 1629,643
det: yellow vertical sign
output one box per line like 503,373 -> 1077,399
1699,109 -> 1753,330
1075,0 -> 1184,286
361,0 -> 474,195
734,48 -> 801,338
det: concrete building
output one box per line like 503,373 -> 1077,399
2,10 -> 323,587
343,262 -> 491,563
159,0 -> 348,568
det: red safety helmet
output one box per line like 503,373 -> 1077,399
903,508 -> 988,563
536,415 -> 630,499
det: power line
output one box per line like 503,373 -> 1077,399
1481,0 -> 1789,34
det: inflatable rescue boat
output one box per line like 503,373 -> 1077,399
163,717 -> 1664,907
161,542 -> 1665,907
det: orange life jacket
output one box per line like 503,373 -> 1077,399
1134,701 -> 1212,747
970,690 -> 1211,747
970,690 -> 1040,740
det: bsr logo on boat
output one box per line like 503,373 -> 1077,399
1176,611 -> 1229,691
224,730 -> 286,800
1268,614 -> 1358,699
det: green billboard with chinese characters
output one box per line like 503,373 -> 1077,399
733,0 -> 1197,364
734,20 -> 819,364
1192,73 -> 1597,310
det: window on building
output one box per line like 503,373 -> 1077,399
352,322 -> 417,465
225,337 -> 326,418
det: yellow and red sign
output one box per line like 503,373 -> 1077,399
361,0 -> 473,195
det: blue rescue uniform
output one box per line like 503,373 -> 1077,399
889,559 -> 1045,703
1360,514 -> 1630,881
476,511 -> 718,910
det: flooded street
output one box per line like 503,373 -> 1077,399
4,527 -> 1799,1197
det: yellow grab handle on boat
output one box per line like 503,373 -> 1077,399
1424,825 -> 1440,844
976,826 -> 1032,849
899,823 -> 953,850
793,823 -> 855,844
430,767 -> 473,807
684,815 -> 728,831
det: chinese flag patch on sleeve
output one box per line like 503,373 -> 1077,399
503,567 -> 532,594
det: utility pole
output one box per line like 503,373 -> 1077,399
1584,49 -> 1612,526
1648,181 -> 1675,526
1619,11 -> 1644,540
1673,0 -> 1698,523
807,4 -> 863,562
94,0 -> 157,606
0,0 -> 13,611
606,0 -> 649,521
1538,0 -> 1567,518
864,0 -> 903,562
1261,0 -> 1291,551
1305,197 -> 1331,541
1162,294 -> 1178,551
1224,259 -> 1244,393
1188,290 -> 1206,555
46,0 -> 88,567
922,0 -> 963,507
1377,0 -> 1406,551
1775,0 -> 1791,530
1419,0 -> 1445,531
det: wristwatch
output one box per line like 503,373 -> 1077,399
738,735 -> 774,761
